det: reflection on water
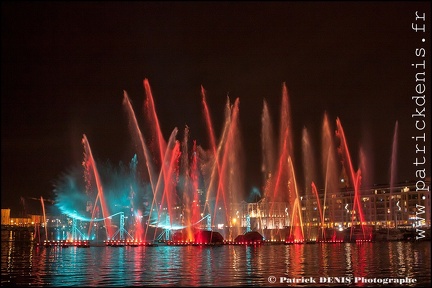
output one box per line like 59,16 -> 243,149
1,230 -> 430,287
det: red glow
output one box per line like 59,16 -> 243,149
311,182 -> 326,240
335,118 -> 368,241
82,134 -> 114,239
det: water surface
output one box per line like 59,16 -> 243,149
1,232 -> 430,287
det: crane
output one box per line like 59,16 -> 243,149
27,197 -> 55,204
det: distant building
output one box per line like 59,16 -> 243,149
1,209 -> 11,225
238,180 -> 431,232
1,208 -> 45,227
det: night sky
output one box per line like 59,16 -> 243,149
2,2 -> 430,215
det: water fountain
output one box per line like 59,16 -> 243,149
52,79 -> 389,244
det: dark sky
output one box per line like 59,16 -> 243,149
2,2 -> 430,215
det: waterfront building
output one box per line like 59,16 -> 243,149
238,180 -> 430,238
